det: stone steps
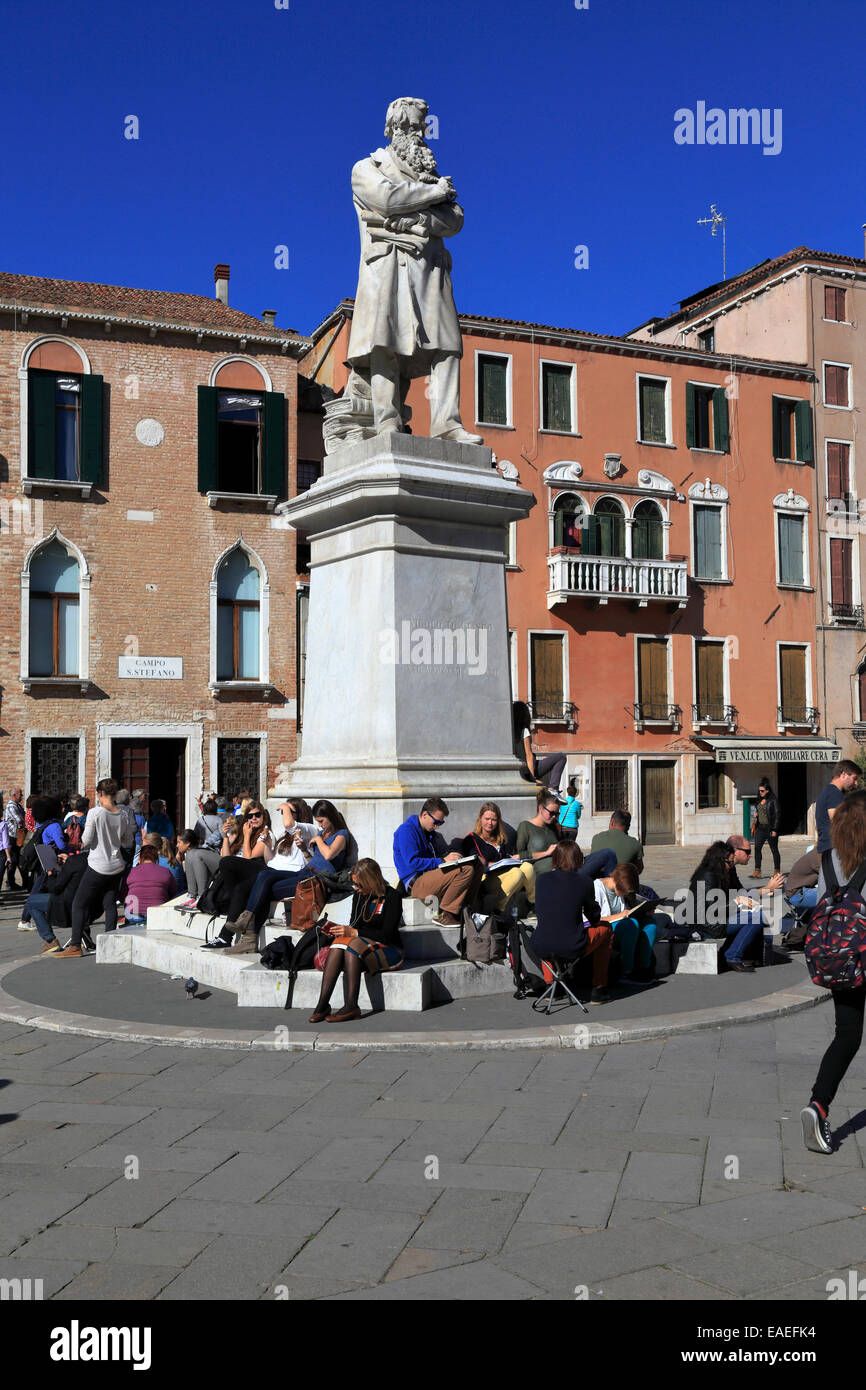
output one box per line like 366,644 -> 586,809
96,927 -> 512,1012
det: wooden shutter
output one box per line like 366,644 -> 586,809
530,634 -> 563,718
638,639 -> 668,718
827,441 -> 847,500
778,514 -> 804,586
713,387 -> 729,453
694,506 -> 722,578
772,397 -> 784,459
830,538 -> 853,608
479,356 -> 507,426
685,382 -> 696,448
29,370 -> 56,479
794,401 -> 813,462
696,642 -> 724,717
197,385 -> 219,493
79,374 -> 104,486
543,364 -> 571,432
825,286 -> 846,321
261,391 -> 286,498
780,646 -> 806,719
640,380 -> 666,442
825,366 -> 848,408
859,666 -> 866,722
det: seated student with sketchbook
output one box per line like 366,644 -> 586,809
594,861 -> 657,980
457,801 -> 534,914
393,797 -> 483,927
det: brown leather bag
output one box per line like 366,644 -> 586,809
16,827 -> 26,849
290,875 -> 329,932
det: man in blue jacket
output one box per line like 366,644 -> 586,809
393,797 -> 482,926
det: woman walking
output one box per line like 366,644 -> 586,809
801,792 -> 866,1153
56,779 -> 135,958
751,778 -> 781,879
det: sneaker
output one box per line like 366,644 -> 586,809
726,959 -> 756,972
38,939 -> 61,955
16,921 -> 36,932
181,896 -> 198,909
801,1103 -> 833,1154
590,986 -> 612,1004
53,945 -> 83,959
432,912 -> 460,927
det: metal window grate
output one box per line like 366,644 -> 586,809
594,759 -> 628,814
217,739 -> 260,801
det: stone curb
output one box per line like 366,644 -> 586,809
0,956 -> 828,1052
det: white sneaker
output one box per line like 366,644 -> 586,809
17,920 -> 36,932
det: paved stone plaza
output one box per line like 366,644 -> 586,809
0,843 -> 864,1301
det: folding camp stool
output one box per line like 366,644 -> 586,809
532,956 -> 589,1015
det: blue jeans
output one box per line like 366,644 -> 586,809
725,908 -> 765,963
582,849 -> 617,880
24,891 -> 56,943
246,865 -> 318,929
787,886 -> 817,912
613,915 -> 658,973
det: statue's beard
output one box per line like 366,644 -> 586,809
390,130 -> 439,181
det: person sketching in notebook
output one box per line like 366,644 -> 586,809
393,797 -> 483,927
457,802 -> 534,915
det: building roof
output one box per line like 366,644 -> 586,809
0,271 -> 310,351
632,245 -> 866,335
305,298 -> 813,380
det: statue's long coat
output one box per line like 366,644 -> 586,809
346,146 -> 464,375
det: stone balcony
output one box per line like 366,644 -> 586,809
547,552 -> 689,610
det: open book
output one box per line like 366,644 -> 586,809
439,854 -> 478,871
483,857 -> 522,875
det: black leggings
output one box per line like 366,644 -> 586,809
811,986 -> 866,1111
218,856 -> 268,922
754,825 -> 780,873
70,866 -> 124,946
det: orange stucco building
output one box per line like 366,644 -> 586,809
305,301 -> 827,847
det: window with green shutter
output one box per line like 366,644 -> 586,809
261,391 -> 286,499
541,362 -> 573,432
632,501 -> 663,560
584,498 -> 625,557
28,369 -> 103,484
638,377 -> 668,443
477,355 -> 509,426
693,504 -> 723,578
197,385 -> 219,493
778,513 -> 805,586
713,387 -> 729,453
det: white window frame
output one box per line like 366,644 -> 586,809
688,497 -> 729,582
825,437 -> 855,510
19,337 -> 92,484
24,731 -> 86,803
505,520 -> 518,568
20,528 -> 91,690
538,358 -> 578,435
825,533 -> 861,623
630,497 -> 668,562
209,540 -> 271,691
776,642 -> 814,731
773,494 -> 811,590
508,629 -> 517,703
687,379 -> 725,454
691,637 -> 731,727
474,349 -> 513,429
633,635 -> 673,724
822,283 -> 849,325
549,489 -> 587,551
527,628 -> 569,723
96,721 -> 203,828
635,372 -> 672,446
823,359 -> 852,411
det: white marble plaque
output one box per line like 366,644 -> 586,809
135,418 -> 165,447
118,656 -> 182,679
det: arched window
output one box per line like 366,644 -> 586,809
29,540 -> 80,676
216,549 -> 261,680
585,497 -> 625,557
552,493 -> 585,549
632,500 -> 664,560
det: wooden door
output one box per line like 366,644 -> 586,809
641,761 -> 676,845
112,741 -> 150,806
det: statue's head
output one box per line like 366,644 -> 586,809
384,97 -> 428,139
384,97 -> 438,180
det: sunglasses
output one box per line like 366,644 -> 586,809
429,817 -> 445,827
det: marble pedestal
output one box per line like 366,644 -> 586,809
271,433 -> 537,878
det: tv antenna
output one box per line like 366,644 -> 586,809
697,204 -> 727,280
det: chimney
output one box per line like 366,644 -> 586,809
262,309 -> 277,326
214,263 -> 230,305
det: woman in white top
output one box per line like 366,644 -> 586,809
55,778 -> 135,958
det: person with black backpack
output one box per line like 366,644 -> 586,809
802,791 -> 866,1154
16,797 -> 66,931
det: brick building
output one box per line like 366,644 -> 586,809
306,300 -> 828,846
0,266 -> 310,826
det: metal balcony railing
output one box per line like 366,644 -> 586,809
527,700 -> 579,731
692,702 -> 738,731
829,602 -> 865,627
777,705 -> 820,731
547,553 -> 688,609
634,702 -> 682,730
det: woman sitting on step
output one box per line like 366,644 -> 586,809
457,801 -> 535,916
224,800 -> 349,954
214,804 -> 277,953
309,858 -> 404,1024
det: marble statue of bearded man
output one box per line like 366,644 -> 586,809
345,96 -> 482,443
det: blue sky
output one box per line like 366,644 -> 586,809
4,0 -> 864,339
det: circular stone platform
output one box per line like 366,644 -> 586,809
0,953 -> 825,1052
